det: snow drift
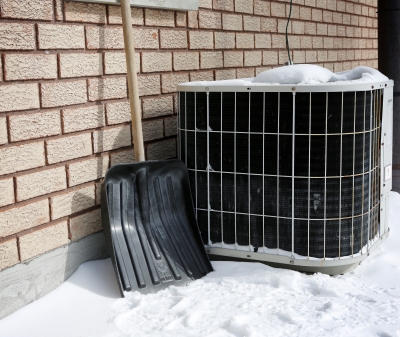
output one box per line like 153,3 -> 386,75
182,65 -> 389,86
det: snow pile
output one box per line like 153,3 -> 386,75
253,64 -> 389,85
1,192 -> 399,337
183,65 -> 389,86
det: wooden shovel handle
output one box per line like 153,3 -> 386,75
121,0 -> 145,162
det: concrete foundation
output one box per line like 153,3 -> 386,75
0,232 -> 109,320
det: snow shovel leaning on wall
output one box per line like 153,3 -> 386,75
101,0 -> 213,296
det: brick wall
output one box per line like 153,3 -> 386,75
0,0 -> 378,270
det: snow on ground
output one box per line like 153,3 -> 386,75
183,65 -> 389,86
1,191 -> 400,337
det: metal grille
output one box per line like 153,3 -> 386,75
178,89 -> 383,259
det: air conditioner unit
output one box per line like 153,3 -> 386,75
177,79 -> 393,275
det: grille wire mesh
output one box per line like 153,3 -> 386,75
178,89 -> 383,259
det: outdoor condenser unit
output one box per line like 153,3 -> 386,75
177,79 -> 393,274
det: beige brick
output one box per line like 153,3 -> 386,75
146,138 -> 176,160
224,51 -> 243,67
9,110 -> 61,142
292,21 -> 305,35
313,36 -> 323,49
108,6 -> 143,25
306,50 -> 317,63
216,69 -> 236,80
138,75 -> 161,96
142,96 -> 174,119
60,53 -> 102,78
0,239 -> 19,271
188,11 -> 199,28
317,23 -> 327,36
0,57 -> 2,81
164,116 -> 177,137
0,115 -> 8,145
160,30 -> 188,49
270,2 -> 286,17
189,31 -> 214,50
255,34 -> 271,48
199,11 -> 222,29
222,13 -> 243,31
244,51 -> 262,67
263,51 -> 278,65
63,105 -> 105,133
244,16 -> 260,32
162,73 -> 190,93
261,18 -> 277,32
190,71 -> 214,82
271,34 -> 285,49
328,50 -> 338,62
0,83 -> 39,113
86,26 -> 123,49
68,156 -> 109,186
41,80 -> 87,108
0,142 -> 44,177
145,9 -> 175,27
237,67 -> 255,78
95,182 -> 102,205
235,0 -> 253,13
55,0 -> 63,20
333,12 -> 342,24
293,50 -> 306,63
278,50 -> 290,65
201,51 -> 223,69
0,199 -> 49,237
200,0 -> 213,8
88,77 -> 127,102
110,148 -> 135,166
142,52 -> 172,73
19,221 -> 69,261
93,125 -> 131,153
301,35 -> 312,49
254,0 -> 270,16
213,0 -> 234,11
236,33 -> 255,49
176,11 -> 187,27
106,101 -> 131,125
4,54 -> 57,81
0,0 -> 52,20
0,178 -> 14,207
50,185 -> 95,220
69,209 -> 102,241
17,166 -> 67,202
47,133 -> 92,164
65,2 -> 105,23
0,22 -> 35,49
173,52 -> 200,71
299,7 -> 311,20
104,52 -> 140,74
215,32 -> 235,49
143,119 -> 164,142
304,22 -> 316,35
38,24 -> 84,49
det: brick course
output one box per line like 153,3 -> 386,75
0,0 -> 379,271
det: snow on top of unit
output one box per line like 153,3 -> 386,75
181,65 -> 389,86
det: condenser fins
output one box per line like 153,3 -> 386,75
101,159 -> 213,296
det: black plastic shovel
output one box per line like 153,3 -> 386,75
101,0 -> 213,296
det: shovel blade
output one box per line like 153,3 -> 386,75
101,159 -> 213,296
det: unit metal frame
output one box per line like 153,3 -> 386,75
177,80 -> 393,274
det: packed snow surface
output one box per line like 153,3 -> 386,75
1,191 -> 400,337
182,65 -> 389,86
